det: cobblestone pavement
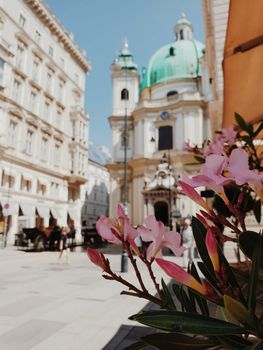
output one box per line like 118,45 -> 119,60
0,246 -> 181,350
0,241 -> 239,350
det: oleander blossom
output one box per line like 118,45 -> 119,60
96,203 -> 138,244
204,126 -> 238,156
228,148 -> 263,200
137,215 -> 184,260
182,154 -> 232,194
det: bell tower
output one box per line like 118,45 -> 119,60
110,39 -> 139,162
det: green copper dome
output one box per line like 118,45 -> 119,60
140,14 -> 204,91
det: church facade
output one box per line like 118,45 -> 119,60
107,14 -> 211,228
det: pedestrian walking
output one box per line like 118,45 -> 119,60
58,226 -> 69,264
182,218 -> 194,268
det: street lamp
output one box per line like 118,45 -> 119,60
121,71 -> 129,273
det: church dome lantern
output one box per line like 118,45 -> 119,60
140,13 -> 204,92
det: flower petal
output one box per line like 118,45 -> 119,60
163,231 -> 184,257
96,216 -> 122,244
156,258 -> 207,296
179,181 -> 212,212
205,229 -> 219,273
228,148 -> 263,186
87,248 -> 108,271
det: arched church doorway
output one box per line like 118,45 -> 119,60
154,201 -> 169,226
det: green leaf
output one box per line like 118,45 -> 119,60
253,200 -> 262,224
192,217 -> 214,274
197,261 -> 222,295
217,246 -> 247,305
129,311 -> 246,335
160,279 -> 176,310
254,120 -> 263,137
244,340 -> 263,349
235,113 -> 253,135
239,231 -> 262,260
142,332 -> 219,350
121,341 -> 147,350
241,135 -> 254,148
247,235 -> 262,318
218,335 -> 252,349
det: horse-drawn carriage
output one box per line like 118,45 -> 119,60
15,226 -> 76,252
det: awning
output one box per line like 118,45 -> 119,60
20,203 -> 35,217
1,200 -> 19,216
36,205 -> 50,219
50,207 -> 61,220
223,0 -> 263,126
68,207 -> 79,222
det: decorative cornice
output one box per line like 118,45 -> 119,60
24,0 -> 91,73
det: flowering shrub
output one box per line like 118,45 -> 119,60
88,115 -> 263,350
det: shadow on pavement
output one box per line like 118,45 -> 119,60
102,324 -> 157,350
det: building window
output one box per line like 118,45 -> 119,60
55,108 -> 62,129
19,14 -> 26,28
35,30 -> 41,44
16,44 -> 24,69
12,78 -> 21,102
158,126 -> 173,150
43,100 -> 51,120
2,174 -> 15,189
32,59 -> 39,82
0,58 -> 4,85
54,144 -> 60,165
72,120 -> 76,139
48,45 -> 54,57
180,29 -> 184,40
29,90 -> 38,114
46,70 -> 52,93
21,177 -> 32,192
60,57 -> 65,68
70,151 -> 74,170
8,121 -> 17,147
37,181 -> 46,196
121,88 -> 129,100
74,73 -> 79,83
25,129 -> 33,154
58,79 -> 64,102
167,90 -> 178,98
40,137 -> 48,160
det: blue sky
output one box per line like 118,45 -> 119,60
45,0 -> 204,150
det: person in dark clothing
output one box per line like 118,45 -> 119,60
58,226 -> 69,263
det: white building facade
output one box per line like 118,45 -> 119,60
202,0 -> 229,134
0,0 -> 90,243
108,15 -> 211,227
81,158 -> 110,231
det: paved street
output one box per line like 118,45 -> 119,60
0,246 -> 180,350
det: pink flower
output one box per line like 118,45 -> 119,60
204,139 -> 225,157
137,215 -> 184,260
156,258 -> 208,296
87,248 -> 109,271
228,149 -> 263,198
204,126 -> 237,157
179,181 -> 212,212
219,125 -> 238,145
205,229 -> 219,273
182,154 -> 231,194
96,204 -> 138,244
